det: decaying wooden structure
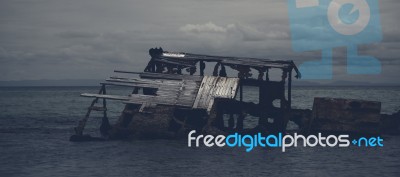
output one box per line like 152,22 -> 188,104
71,48 -> 301,140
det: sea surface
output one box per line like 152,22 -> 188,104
0,86 -> 399,177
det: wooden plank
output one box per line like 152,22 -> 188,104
128,94 -> 177,105
196,77 -> 209,109
81,93 -> 182,104
140,73 -> 203,82
114,70 -> 203,82
225,79 -> 235,98
81,93 -> 131,101
160,53 -> 291,69
220,79 -> 230,98
200,76 -> 214,108
104,81 -> 179,91
123,99 -> 190,107
231,79 -> 239,98
229,79 -> 239,98
109,76 -> 183,85
153,58 -> 196,68
163,52 -> 295,67
139,103 -> 147,112
138,102 -> 155,113
177,80 -> 200,107
197,76 -> 211,108
173,80 -> 185,105
208,77 -> 231,111
201,76 -> 219,109
198,77 -> 239,112
101,82 -> 158,89
206,77 -> 223,112
218,77 -> 228,97
192,76 -> 209,108
114,70 -> 142,74
106,78 -> 182,87
110,76 -> 180,83
213,77 -> 223,98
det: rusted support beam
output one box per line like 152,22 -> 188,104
74,86 -> 104,135
288,68 -> 292,109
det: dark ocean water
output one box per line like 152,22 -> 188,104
0,86 -> 399,177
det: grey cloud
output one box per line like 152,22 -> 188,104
56,31 -> 101,39
180,22 -> 289,42
0,0 -> 398,84
180,22 -> 228,33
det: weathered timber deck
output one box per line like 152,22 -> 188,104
81,73 -> 239,110
193,76 -> 239,112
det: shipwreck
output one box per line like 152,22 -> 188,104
70,48 -> 302,141
70,48 -> 399,141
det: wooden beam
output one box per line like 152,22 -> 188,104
114,70 -> 204,81
114,70 -> 142,74
140,73 -> 203,82
288,68 -> 292,109
81,93 -> 131,101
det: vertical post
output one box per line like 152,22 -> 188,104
258,81 -> 268,126
189,67 -> 195,75
288,68 -> 292,109
200,61 -> 205,76
258,83 -> 262,105
102,84 -> 107,119
280,69 -> 287,109
228,114 -> 234,129
239,81 -> 243,102
151,61 -> 156,72
237,112 -> 244,131
132,87 -> 139,94
100,84 -> 111,136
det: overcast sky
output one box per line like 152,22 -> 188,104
0,0 -> 399,85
